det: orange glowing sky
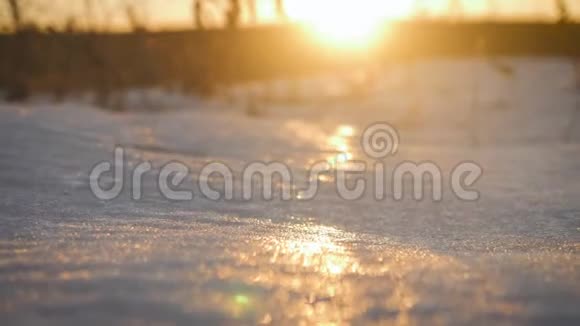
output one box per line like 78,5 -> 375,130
151,0 -> 580,27
1,0 -> 579,31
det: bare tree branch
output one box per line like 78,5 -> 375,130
556,0 -> 570,24
226,0 -> 241,29
7,0 -> 22,30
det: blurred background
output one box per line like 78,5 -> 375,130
2,0 -> 580,146
0,0 -> 579,109
1,0 -> 580,31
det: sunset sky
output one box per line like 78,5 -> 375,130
1,0 -> 579,31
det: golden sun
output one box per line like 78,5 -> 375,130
287,0 -> 414,48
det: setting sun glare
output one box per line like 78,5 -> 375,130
287,0 -> 414,48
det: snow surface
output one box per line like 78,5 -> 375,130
0,58 -> 579,325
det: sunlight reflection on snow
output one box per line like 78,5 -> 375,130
2,218 -> 563,324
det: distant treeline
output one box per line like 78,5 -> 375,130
0,22 -> 579,102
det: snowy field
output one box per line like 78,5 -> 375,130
0,57 -> 579,325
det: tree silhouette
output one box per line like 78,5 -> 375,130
122,0 -> 149,31
226,0 -> 242,29
556,0 -> 570,24
192,0 -> 205,29
6,0 -> 22,30
125,4 -> 143,31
